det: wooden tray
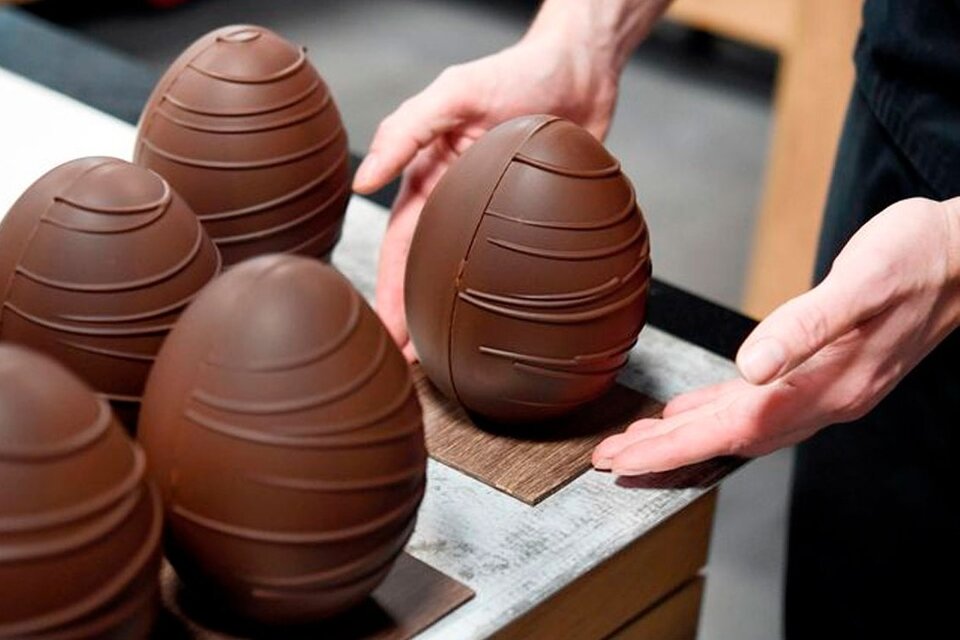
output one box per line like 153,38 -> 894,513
415,367 -> 663,504
156,553 -> 473,640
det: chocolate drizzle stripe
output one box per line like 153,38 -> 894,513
214,180 -> 348,246
458,280 -> 648,324
197,149 -> 348,221
162,76 -> 325,117
484,198 -> 637,231
42,202 -> 168,235
192,330 -> 387,415
0,400 -> 111,462
0,485 -> 162,638
462,258 -> 647,309
486,224 -> 647,261
53,177 -> 172,215
183,408 -> 422,448
248,522 -> 414,591
171,481 -> 424,544
157,90 -> 331,134
247,465 -> 424,493
512,152 -> 621,178
514,360 -> 627,379
59,339 -> 157,363
14,218 -> 207,292
479,335 -> 638,368
138,123 -> 344,170
207,286 -> 361,371
187,46 -> 308,84
59,288 -> 204,324
0,446 -> 145,531
2,302 -> 173,336
281,223 -> 344,255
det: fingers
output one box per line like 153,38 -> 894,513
736,268 -> 889,385
662,379 -> 746,417
354,68 -> 471,194
374,180 -> 421,349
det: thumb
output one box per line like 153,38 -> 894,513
736,268 -> 887,384
353,68 -> 469,194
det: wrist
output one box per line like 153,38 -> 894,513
941,197 -> 960,328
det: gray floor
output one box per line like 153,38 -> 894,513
39,1 -> 792,637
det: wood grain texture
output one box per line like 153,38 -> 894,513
606,578 -> 705,640
492,490 -> 716,640
155,553 -> 473,640
415,365 -> 663,505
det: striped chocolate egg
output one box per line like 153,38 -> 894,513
0,345 -> 162,640
0,157 -> 222,429
138,255 -> 426,624
134,25 -> 350,266
405,115 -> 651,423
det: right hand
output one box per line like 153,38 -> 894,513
353,36 -> 622,361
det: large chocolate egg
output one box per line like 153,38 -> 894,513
0,157 -> 222,429
138,255 -> 426,624
0,345 -> 162,639
406,115 -> 651,423
134,25 -> 350,266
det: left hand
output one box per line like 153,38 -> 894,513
593,197 -> 960,475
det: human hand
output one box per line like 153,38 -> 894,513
593,197 -> 960,475
355,35 -> 623,360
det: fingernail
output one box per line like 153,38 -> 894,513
593,456 -> 612,470
738,338 -> 786,384
353,154 -> 378,191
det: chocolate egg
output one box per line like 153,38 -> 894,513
0,157 -> 222,429
0,345 -> 162,639
134,25 -> 350,266
406,115 -> 651,423
138,255 -> 426,624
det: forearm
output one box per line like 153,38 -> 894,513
525,0 -> 675,74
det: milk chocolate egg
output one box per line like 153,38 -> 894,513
138,255 -> 426,624
135,25 -> 350,266
406,115 -> 651,423
0,345 -> 163,639
0,157 -> 222,429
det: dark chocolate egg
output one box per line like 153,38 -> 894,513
405,115 -> 651,423
134,25 -> 350,266
0,157 -> 222,429
0,345 -> 162,639
138,255 -> 426,624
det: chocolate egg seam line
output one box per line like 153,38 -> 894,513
191,148 -> 349,222
247,523 -> 413,592
213,180 -> 349,247
511,151 -> 622,178
460,254 -> 648,308
157,86 -> 331,134
0,484 -> 162,638
137,122 -> 344,171
0,400 -> 111,464
190,331 -> 389,416
182,402 -> 421,449
484,182 -> 637,230
161,75 -> 323,118
170,480 -> 425,545
206,282 -> 361,371
443,115 -> 561,406
247,464 -> 425,493
477,334 -> 638,368
485,222 -> 647,261
187,45 -> 308,84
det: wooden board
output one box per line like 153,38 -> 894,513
414,366 -> 663,505
155,553 -> 473,640
668,0 -> 796,52
493,490 -> 716,640
607,577 -> 705,640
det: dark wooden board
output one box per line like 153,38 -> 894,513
415,366 -> 663,505
156,553 -> 473,640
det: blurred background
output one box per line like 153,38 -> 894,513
7,1 -> 863,638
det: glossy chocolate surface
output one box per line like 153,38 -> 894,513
0,157 -> 221,429
135,25 -> 351,265
406,115 -> 651,423
138,255 -> 426,624
0,345 -> 162,639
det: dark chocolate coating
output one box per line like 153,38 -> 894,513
134,25 -> 351,265
138,255 -> 426,624
405,115 -> 651,423
0,345 -> 163,640
0,157 -> 222,429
